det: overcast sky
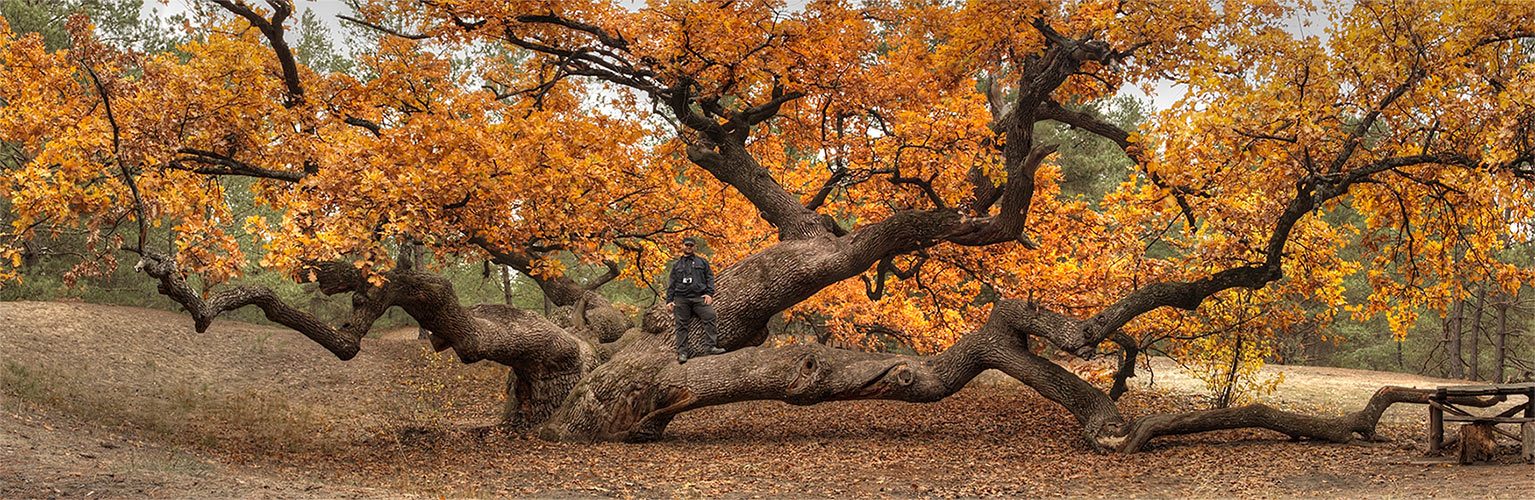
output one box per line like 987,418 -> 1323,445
141,0 -> 356,37
140,0 -> 1335,113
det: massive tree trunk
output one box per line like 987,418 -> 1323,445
536,298 -> 1124,445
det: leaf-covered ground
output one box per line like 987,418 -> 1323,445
2,301 -> 1531,499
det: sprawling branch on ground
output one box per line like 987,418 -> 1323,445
134,249 -> 599,427
1112,387 -> 1506,452
135,253 -> 378,359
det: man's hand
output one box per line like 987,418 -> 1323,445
666,302 -> 674,312
703,295 -> 713,306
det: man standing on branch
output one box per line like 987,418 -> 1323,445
667,237 -> 723,364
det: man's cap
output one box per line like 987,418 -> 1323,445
682,237 -> 697,245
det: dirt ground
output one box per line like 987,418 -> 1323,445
2,300 -> 1531,499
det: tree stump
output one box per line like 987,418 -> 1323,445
1522,422 -> 1534,464
1458,422 -> 1497,464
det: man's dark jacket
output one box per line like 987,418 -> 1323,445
666,255 -> 715,302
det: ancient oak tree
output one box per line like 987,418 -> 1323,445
3,0 -> 1534,451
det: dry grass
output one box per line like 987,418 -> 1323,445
2,300 -> 1532,499
0,301 -> 505,455
2,359 -> 329,453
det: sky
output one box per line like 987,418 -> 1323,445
141,0 -> 356,39
140,0 -> 1337,113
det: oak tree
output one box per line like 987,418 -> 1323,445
3,0 -> 1534,451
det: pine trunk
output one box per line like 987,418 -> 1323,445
501,264 -> 513,305
1450,299 -> 1466,379
1494,301 -> 1509,383
1468,287 -> 1485,381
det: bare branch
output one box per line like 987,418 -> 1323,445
1113,386 -> 1505,452
338,14 -> 430,39
740,85 -> 806,126
167,148 -> 305,182
343,116 -> 383,136
82,61 -> 147,253
803,167 -> 847,211
514,14 -> 630,50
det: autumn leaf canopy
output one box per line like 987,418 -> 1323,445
2,0 -> 1533,360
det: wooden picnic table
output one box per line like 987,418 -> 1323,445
1426,382 -> 1535,463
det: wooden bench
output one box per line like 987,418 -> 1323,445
1426,382 -> 1535,464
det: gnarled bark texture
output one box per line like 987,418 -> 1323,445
537,299 -> 1123,444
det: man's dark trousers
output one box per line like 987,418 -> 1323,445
673,295 -> 718,355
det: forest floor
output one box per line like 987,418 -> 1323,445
1,300 -> 1531,499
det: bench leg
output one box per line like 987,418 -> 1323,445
1429,404 -> 1443,454
1523,421 -> 1534,464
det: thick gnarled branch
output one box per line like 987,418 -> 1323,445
470,238 -> 632,342
134,253 -> 368,359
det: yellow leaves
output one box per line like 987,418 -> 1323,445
1,1 -> 1532,374
529,256 -> 568,280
